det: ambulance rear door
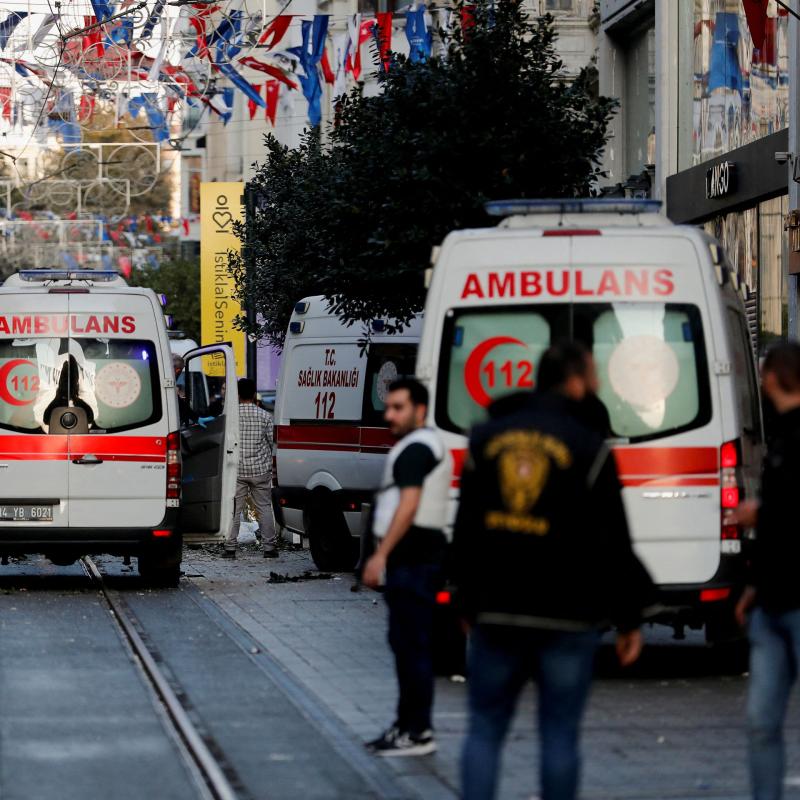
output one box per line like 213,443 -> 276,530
178,344 -> 239,542
65,291 -> 171,530
0,293 -> 71,528
569,232 -> 722,587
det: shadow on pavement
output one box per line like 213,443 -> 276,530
596,639 -> 749,680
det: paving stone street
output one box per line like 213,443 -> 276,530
183,540 -> 800,800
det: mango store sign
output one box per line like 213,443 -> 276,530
200,182 -> 246,377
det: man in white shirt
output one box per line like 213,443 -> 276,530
363,378 -> 452,757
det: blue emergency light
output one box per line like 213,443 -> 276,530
484,199 -> 663,217
19,269 -> 121,282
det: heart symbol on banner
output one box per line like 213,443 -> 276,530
213,210 -> 234,231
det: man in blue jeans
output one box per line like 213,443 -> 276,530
453,342 -> 654,800
734,343 -> 800,800
362,378 -> 452,756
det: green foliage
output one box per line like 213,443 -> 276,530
232,0 -> 618,349
133,257 -> 201,342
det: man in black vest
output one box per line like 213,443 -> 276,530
453,341 -> 654,800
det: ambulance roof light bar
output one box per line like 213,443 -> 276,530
18,269 -> 121,283
485,199 -> 663,217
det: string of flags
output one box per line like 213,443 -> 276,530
0,2 -> 462,145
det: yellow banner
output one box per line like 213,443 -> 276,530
200,182 -> 246,377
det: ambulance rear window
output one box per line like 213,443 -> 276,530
0,338 -> 161,434
436,303 -> 711,443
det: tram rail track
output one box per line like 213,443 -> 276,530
81,556 -> 242,800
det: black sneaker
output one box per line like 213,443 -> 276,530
366,725 -> 400,752
221,550 -> 236,559
262,549 -> 279,559
368,728 -> 436,757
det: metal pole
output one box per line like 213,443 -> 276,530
790,8 -> 800,340
243,182 -> 257,383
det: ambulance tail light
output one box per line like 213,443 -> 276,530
166,431 -> 181,500
720,439 -> 743,553
700,587 -> 731,603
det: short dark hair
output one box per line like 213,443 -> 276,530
388,377 -> 428,407
238,377 -> 257,400
536,340 -> 591,393
763,342 -> 800,393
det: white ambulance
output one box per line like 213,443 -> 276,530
0,269 -> 239,586
273,296 -> 421,571
418,199 -> 763,642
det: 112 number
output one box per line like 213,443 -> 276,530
314,391 -> 337,419
482,360 -> 534,390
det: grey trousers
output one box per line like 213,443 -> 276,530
226,473 -> 278,552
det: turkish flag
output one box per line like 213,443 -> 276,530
265,80 -> 279,126
248,84 -> 261,119
743,0 -> 769,51
376,12 -> 392,72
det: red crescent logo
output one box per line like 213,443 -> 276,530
463,336 -> 528,408
0,359 -> 36,407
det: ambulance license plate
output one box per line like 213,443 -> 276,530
0,505 -> 53,522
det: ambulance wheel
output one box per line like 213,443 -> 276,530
307,497 -> 358,572
138,545 -> 182,588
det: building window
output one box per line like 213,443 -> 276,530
704,195 -> 790,355
545,0 -> 575,10
358,0 -> 402,12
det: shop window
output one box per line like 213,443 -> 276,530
690,2 -> 789,166
758,195 -> 788,350
705,196 -> 789,355
358,0 -> 402,12
623,26 -> 656,179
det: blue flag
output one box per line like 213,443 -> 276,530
405,6 -> 431,63
290,16 -> 328,127
216,62 -> 265,110
89,0 -> 114,23
0,12 -> 28,51
140,0 -> 166,40
708,12 -> 743,95
129,93 -> 169,141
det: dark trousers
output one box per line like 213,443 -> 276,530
462,624 -> 600,800
385,562 -> 442,735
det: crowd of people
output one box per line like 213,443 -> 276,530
363,341 -> 800,800
195,340 -> 800,800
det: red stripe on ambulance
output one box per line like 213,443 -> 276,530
0,435 -> 165,462
449,446 -> 718,489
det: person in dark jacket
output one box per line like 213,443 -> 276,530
734,342 -> 800,800
453,341 -> 654,800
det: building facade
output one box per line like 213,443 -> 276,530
601,0 -> 793,353
193,0 -> 600,188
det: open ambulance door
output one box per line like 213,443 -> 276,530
179,344 -> 239,543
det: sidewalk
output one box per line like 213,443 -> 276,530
183,538 -> 800,800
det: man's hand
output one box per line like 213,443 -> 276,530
736,586 -> 757,628
730,499 -> 759,528
616,629 -> 643,667
362,552 -> 386,589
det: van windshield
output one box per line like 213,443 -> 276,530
436,303 -> 711,443
0,337 -> 162,434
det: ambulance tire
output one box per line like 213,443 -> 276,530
138,546 -> 182,588
307,495 -> 358,573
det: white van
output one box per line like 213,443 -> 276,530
418,199 -> 763,642
0,269 -> 239,585
273,296 -> 421,571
